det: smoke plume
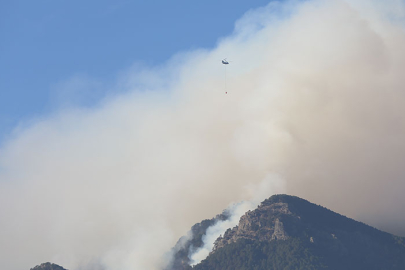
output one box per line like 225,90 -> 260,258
1,0 -> 405,269
188,175 -> 285,266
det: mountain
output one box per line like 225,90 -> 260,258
30,262 -> 67,270
168,194 -> 405,270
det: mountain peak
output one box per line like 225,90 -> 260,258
261,194 -> 305,204
30,262 -> 67,270
169,194 -> 405,270
213,193 -> 399,251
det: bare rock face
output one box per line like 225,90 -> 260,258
272,218 -> 289,240
213,202 -> 298,251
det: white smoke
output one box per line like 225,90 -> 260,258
188,202 -> 251,266
1,0 -> 405,270
188,174 -> 285,266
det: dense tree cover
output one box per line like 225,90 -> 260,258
265,195 -> 394,241
194,238 -> 324,270
193,234 -> 405,270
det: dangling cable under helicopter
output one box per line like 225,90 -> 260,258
222,58 -> 230,94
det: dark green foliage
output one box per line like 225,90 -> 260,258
193,233 -> 405,270
194,238 -> 325,270
265,195 -> 391,239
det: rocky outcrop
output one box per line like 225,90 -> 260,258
272,218 -> 289,240
213,201 -> 296,251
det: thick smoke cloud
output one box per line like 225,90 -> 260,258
1,0 -> 405,269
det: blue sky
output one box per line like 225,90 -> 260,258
0,0 -> 273,141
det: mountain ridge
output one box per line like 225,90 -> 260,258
169,194 -> 405,270
30,262 -> 67,270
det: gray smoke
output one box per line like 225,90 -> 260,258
1,0 -> 405,269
